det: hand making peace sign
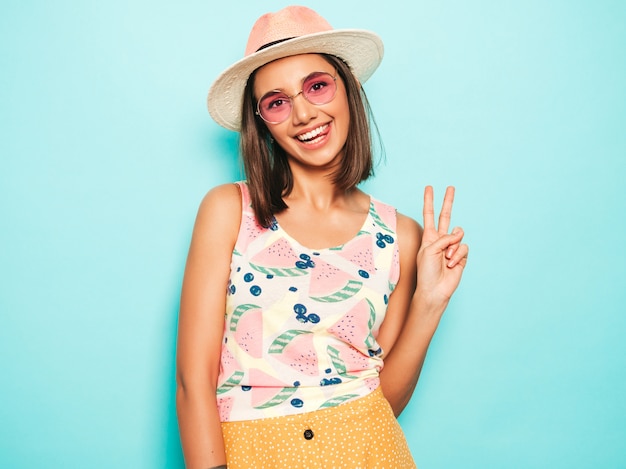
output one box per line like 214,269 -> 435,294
416,186 -> 469,305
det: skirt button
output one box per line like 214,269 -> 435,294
303,429 -> 314,440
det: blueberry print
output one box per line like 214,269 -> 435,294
358,269 -> 370,279
295,253 -> 315,269
290,398 -> 304,408
244,272 -> 254,282
293,381 -> 301,387
229,284 -> 236,294
289,286 -> 298,292
293,304 -> 319,323
250,285 -> 262,296
384,294 -> 389,305
320,377 -> 342,386
242,386 -> 252,391
375,232 -> 395,248
266,274 -> 274,279
269,218 -> 278,231
293,303 -> 308,323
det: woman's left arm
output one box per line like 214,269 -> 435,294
378,186 -> 468,416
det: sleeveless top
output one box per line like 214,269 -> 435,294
216,181 -> 400,422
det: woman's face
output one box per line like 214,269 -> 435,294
253,54 -> 350,171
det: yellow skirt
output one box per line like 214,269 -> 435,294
221,387 -> 417,469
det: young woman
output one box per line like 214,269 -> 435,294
176,6 -> 468,469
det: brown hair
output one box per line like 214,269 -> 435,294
240,53 -> 379,227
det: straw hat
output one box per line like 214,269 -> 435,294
207,5 -> 384,131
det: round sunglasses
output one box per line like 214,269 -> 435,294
256,71 -> 337,124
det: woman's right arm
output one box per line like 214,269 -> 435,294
176,183 -> 241,469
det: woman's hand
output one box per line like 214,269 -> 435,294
416,186 -> 468,306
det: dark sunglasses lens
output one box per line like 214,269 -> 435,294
302,72 -> 336,104
258,91 -> 291,123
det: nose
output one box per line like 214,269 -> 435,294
290,92 -> 316,124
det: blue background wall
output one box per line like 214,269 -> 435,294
1,1 -> 624,467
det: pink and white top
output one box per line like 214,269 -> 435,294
217,181 -> 400,422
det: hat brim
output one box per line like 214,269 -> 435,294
207,29 -> 384,131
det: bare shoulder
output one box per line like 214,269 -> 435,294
199,182 -> 241,213
396,212 -> 424,255
193,183 -> 242,246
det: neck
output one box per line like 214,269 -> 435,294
284,169 -> 353,211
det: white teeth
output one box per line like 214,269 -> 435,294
296,124 -> 328,142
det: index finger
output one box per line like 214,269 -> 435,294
423,185 -> 435,231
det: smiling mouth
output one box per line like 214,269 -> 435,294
296,124 -> 329,143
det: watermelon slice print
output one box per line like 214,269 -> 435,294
249,368 -> 298,409
327,345 -> 359,379
236,212 -> 265,252
230,305 -> 263,358
249,238 -> 310,277
253,387 -> 299,410
229,304 -> 260,331
217,396 -> 234,421
389,242 -> 400,287
319,394 -> 360,409
308,258 -> 363,303
327,298 -> 376,348
369,200 -> 396,232
337,233 -> 375,273
219,343 -> 241,379
269,330 -> 319,376
364,377 -> 380,392
216,370 -> 244,395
